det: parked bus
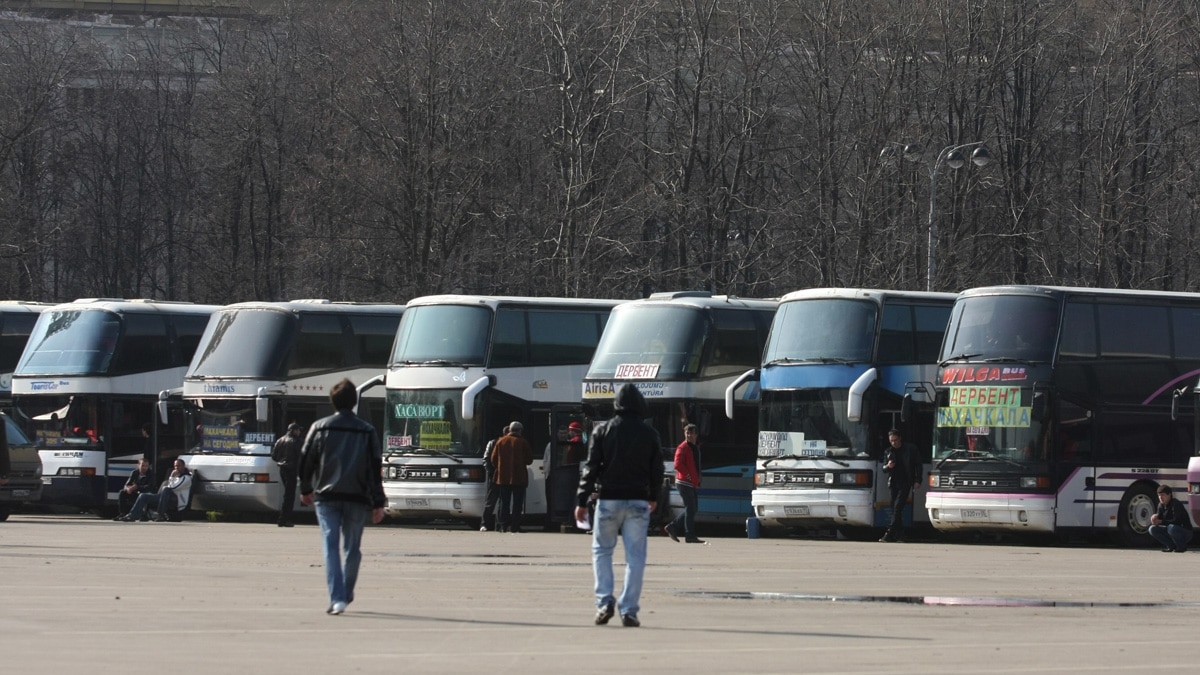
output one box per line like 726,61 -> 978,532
379,295 -> 621,527
583,292 -> 776,524
927,285 -> 1200,546
176,300 -> 405,514
10,299 -> 218,512
0,302 -> 51,411
736,288 -> 955,538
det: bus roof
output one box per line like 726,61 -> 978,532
403,294 -> 625,309
957,285 -> 1200,302
213,300 -> 406,315
632,292 -> 777,311
778,288 -> 958,304
0,301 -> 53,312
40,298 -> 220,314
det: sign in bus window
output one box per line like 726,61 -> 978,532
420,420 -> 452,449
938,386 -> 1031,428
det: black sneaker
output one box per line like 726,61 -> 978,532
621,614 -> 640,627
662,525 -> 679,542
685,537 -> 706,544
594,603 -> 615,625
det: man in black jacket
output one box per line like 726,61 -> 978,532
115,458 -> 156,520
272,422 -> 304,527
1148,484 -> 1193,553
299,379 -> 386,616
575,383 -> 664,628
879,429 -> 920,543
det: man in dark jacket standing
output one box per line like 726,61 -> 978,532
271,422 -> 304,527
575,383 -> 664,628
880,429 -> 921,543
299,379 -> 385,616
488,421 -> 533,533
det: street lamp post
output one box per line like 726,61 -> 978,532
882,141 -> 992,291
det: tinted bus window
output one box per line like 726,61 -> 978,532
350,314 -> 402,366
291,314 -> 347,374
1098,304 -> 1168,358
529,309 -> 605,366
114,314 -> 170,373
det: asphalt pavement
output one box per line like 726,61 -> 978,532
1,514 -> 1194,674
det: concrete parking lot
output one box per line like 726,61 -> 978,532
1,514 -> 1195,674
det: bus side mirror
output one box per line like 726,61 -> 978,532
1031,392 -> 1047,422
900,394 -> 912,423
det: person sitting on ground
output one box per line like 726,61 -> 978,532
119,458 -> 192,522
1148,484 -> 1193,553
114,458 -> 156,521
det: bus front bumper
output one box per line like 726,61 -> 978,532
752,488 -> 875,528
383,482 -> 484,520
925,491 -> 1055,533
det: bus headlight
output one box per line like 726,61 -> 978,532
832,471 -> 871,486
1019,476 -> 1050,489
1189,483 -> 1200,495
449,466 -> 485,482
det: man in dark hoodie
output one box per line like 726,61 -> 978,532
575,383 -> 664,628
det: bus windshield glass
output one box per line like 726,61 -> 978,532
759,390 -> 864,458
391,305 -> 490,365
940,295 -> 1059,363
16,310 -> 120,376
586,305 -> 707,378
932,416 -> 1047,466
193,399 -> 266,454
764,299 -> 875,363
383,388 -> 481,457
190,309 -> 293,378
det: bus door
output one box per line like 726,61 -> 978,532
1052,398 -> 1096,529
544,405 -> 588,527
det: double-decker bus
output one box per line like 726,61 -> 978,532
379,295 -> 622,527
0,302 -> 51,411
10,299 -> 218,512
175,300 -> 405,514
927,285 -> 1200,546
583,292 -> 776,524
739,288 -> 956,538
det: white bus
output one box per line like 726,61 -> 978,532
10,299 -> 218,512
583,292 -> 776,524
0,302 -> 51,411
927,285 -> 1200,546
379,295 -> 622,526
176,300 -> 405,514
738,288 -> 956,538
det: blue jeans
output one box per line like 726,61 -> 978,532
591,499 -> 650,618
669,483 -> 699,538
315,500 -> 370,606
1148,524 -> 1193,551
128,488 -> 176,520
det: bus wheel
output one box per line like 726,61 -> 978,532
1116,483 -> 1157,547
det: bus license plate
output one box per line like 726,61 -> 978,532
206,483 -> 225,493
784,506 -> 809,516
405,498 -> 430,507
961,509 -> 989,520
12,489 -> 30,497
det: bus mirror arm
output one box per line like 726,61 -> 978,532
461,376 -> 492,421
1170,386 -> 1189,421
847,368 -> 877,423
900,394 -> 912,423
157,388 -> 180,425
724,369 -> 759,420
353,375 -> 386,416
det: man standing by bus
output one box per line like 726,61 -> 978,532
489,421 -> 533,533
272,422 -> 304,527
575,383 -> 664,628
879,429 -> 920,543
298,379 -> 386,616
664,423 -> 703,544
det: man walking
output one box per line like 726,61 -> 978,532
575,383 -> 664,628
664,423 -> 703,543
879,429 -> 920,543
272,422 -> 304,527
298,379 -> 386,615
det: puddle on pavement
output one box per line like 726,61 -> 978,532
677,591 -> 1199,608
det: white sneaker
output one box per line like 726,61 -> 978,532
330,601 -> 346,615
480,526 -> 488,532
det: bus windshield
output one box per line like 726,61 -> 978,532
764,299 -> 875,363
586,305 -> 707,378
759,390 -> 863,458
391,305 -> 490,365
940,295 -> 1059,363
193,399 -> 266,454
383,388 -> 482,458
932,418 -> 1047,466
190,309 -> 293,378
16,310 -> 120,376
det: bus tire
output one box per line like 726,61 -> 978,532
1116,482 -> 1157,547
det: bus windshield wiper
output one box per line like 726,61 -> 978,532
935,449 -> 971,469
761,453 -> 808,466
764,356 -> 854,366
939,353 -> 981,366
389,447 -> 464,463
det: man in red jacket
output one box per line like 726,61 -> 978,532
664,423 -> 704,544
